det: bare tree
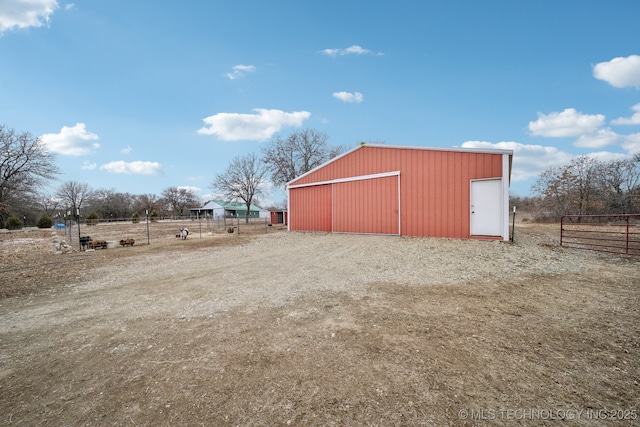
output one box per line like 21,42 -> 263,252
212,153 -> 267,223
532,164 -> 574,219
569,156 -> 601,215
36,193 -> 62,218
533,156 -> 601,218
508,194 -> 539,213
598,157 -> 640,214
56,181 -> 93,217
533,154 -> 640,220
88,188 -> 135,219
160,187 -> 199,218
0,125 -> 60,222
133,193 -> 161,217
262,129 -> 342,188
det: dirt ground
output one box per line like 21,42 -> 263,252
0,222 -> 638,426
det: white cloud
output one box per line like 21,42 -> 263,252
462,141 -> 572,182
529,108 -> 605,137
611,103 -> 640,125
178,185 -> 204,201
81,161 -> 97,170
321,45 -> 383,57
527,107 -> 640,151
99,161 -> 162,175
573,128 -> 622,148
226,64 -> 256,80
584,151 -> 631,163
333,91 -> 363,103
0,0 -> 59,34
120,145 -> 132,154
593,55 -> 640,88
40,123 -> 100,156
65,3 -> 74,10
197,108 -> 311,141
621,133 -> 640,154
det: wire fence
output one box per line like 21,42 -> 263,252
53,217 -> 283,251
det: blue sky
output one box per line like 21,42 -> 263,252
1,1 -> 639,207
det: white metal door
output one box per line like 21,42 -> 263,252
470,179 -> 502,236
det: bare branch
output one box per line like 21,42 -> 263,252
262,128 -> 344,188
0,125 -> 60,222
55,181 -> 93,215
160,187 -> 199,218
211,153 -> 267,222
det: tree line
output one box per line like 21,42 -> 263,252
515,154 -> 640,221
1,124 -> 346,228
11,120 -> 635,228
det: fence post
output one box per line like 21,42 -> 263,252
626,215 -> 630,255
76,209 -> 81,251
146,209 -> 150,245
510,206 -> 516,243
67,211 -> 72,242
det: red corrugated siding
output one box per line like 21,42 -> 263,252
333,176 -> 399,234
270,211 -> 288,224
289,146 -> 505,238
289,185 -> 332,232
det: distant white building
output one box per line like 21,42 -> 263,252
190,200 -> 268,219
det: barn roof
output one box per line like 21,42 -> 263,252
198,200 -> 262,211
287,143 -> 513,187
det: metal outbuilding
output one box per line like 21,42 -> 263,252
270,210 -> 288,225
190,200 -> 265,220
286,144 -> 513,240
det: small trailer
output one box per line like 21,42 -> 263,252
87,239 -> 108,249
119,238 -> 135,247
80,236 -> 108,250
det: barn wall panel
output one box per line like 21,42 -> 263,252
289,146 -> 508,239
289,185 -> 332,232
333,176 -> 399,234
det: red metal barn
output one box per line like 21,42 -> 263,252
286,144 -> 513,240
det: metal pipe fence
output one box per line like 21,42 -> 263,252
560,214 -> 640,256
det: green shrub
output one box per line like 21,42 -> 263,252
150,210 -> 159,222
132,211 -> 140,224
36,213 -> 54,229
5,215 -> 23,230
